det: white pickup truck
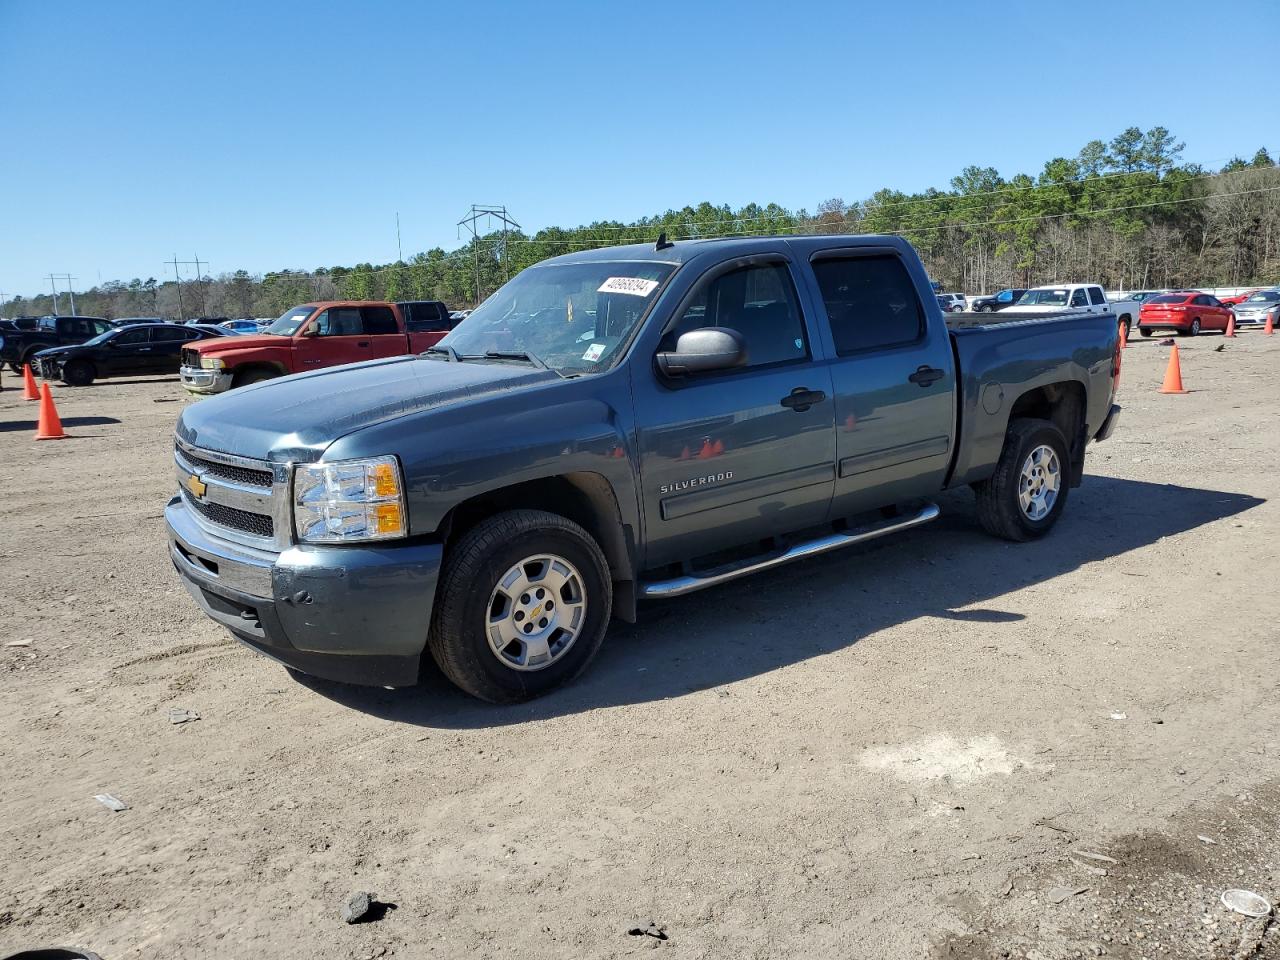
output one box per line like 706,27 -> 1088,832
1015,284 -> 1140,339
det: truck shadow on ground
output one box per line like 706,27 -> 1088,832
297,476 -> 1263,727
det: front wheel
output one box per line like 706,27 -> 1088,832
61,360 -> 95,387
428,509 -> 612,702
978,304 -> 993,313
972,418 -> 1071,542
1140,327 -> 1154,338
231,368 -> 277,388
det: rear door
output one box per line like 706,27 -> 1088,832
360,305 -> 411,359
804,248 -> 956,519
1087,285 -> 1108,315
148,324 -> 198,372
632,256 -> 836,568
404,302 -> 455,351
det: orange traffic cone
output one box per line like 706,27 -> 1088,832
1266,314 -> 1275,336
678,445 -> 691,461
1158,344 -> 1188,395
22,363 -> 40,401
1118,321 -> 1128,350
696,438 -> 715,459
1224,313 -> 1237,338
711,439 -> 724,457
34,382 -> 67,440
842,413 -> 857,432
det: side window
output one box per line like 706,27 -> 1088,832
40,317 -> 56,331
94,320 -> 112,335
1089,287 -> 1106,306
667,263 -> 808,370
811,254 -> 925,355
1070,288 -> 1088,307
313,307 -> 363,336
115,329 -> 149,346
360,305 -> 398,335
405,303 -> 451,332
997,290 -> 1012,302
150,326 -> 188,342
1193,295 -> 1211,306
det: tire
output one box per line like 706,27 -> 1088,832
8,362 -> 22,374
1181,318 -> 1200,337
972,418 -> 1071,543
61,360 -> 95,387
428,509 -> 612,702
1118,318 -> 1131,340
231,368 -> 276,388
1140,327 -> 1154,337
978,304 -> 993,313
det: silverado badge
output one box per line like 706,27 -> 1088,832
185,474 -> 208,499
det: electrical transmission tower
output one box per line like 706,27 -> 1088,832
457,205 -> 521,305
167,254 -> 209,320
48,274 -> 77,315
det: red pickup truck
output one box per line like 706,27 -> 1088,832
179,300 -> 454,394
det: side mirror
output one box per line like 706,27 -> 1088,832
655,327 -> 746,377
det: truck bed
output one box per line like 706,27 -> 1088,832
945,309 -> 1120,489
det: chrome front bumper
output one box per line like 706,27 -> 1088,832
179,365 -> 233,394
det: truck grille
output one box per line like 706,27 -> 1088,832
177,444 -> 273,488
184,491 -> 275,539
181,347 -> 199,368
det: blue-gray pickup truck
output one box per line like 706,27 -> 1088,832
165,235 -> 1121,702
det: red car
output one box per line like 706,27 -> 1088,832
1218,289 -> 1260,307
1137,291 -> 1233,337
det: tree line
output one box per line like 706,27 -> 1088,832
4,126 -> 1277,321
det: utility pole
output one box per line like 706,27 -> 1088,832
396,212 -> 403,262
48,274 -> 76,314
48,275 -> 60,314
192,254 -> 207,315
169,254 -> 186,321
457,204 -> 521,306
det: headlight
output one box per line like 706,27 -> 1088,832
292,455 -> 407,543
199,357 -> 224,370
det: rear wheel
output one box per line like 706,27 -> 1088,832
61,360 -> 94,387
972,418 -> 1071,542
428,509 -> 612,702
1181,318 -> 1201,337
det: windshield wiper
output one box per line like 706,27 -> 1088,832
424,344 -> 460,362
480,350 -> 548,370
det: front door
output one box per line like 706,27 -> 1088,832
147,325 -> 196,372
804,250 -> 956,519
102,327 -> 153,375
632,258 -> 836,569
294,305 -> 407,370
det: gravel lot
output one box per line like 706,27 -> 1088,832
2,333 -> 1279,959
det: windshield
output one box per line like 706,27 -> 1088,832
439,261 -> 676,375
1244,291 -> 1279,303
263,305 -> 315,336
82,330 -> 117,347
1018,289 -> 1069,305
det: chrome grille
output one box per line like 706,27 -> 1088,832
174,438 -> 288,549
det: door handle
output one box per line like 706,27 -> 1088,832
908,365 -> 944,387
780,387 -> 826,412
356,340 -> 370,347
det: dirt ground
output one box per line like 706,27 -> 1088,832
2,331 -> 1279,960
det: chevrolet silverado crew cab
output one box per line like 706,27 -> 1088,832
0,315 -> 112,373
165,235 -> 1121,702
178,299 -> 455,393
1016,284 -> 1140,339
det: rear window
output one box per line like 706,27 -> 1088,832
1148,294 -> 1190,304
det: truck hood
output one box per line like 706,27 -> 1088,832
190,333 -> 290,355
176,354 -> 562,462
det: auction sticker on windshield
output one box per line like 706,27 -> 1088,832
582,343 -> 606,362
598,277 -> 659,297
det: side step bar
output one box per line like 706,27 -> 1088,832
637,501 -> 940,599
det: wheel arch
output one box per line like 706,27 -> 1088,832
435,472 -> 637,617
1006,380 -> 1087,486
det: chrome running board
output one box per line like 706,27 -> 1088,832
637,501 -> 940,599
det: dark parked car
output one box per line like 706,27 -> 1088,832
110,316 -> 167,327
0,315 -> 112,373
34,322 -> 224,386
969,289 -> 1028,312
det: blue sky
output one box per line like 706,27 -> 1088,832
2,0 -> 1277,298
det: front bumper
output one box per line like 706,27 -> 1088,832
166,496 -> 443,687
35,357 -> 62,380
1094,403 -> 1121,442
179,365 -> 234,394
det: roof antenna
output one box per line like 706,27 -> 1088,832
655,232 -> 674,251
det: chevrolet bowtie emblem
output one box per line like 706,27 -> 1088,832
186,474 -> 208,499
